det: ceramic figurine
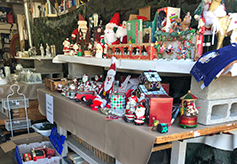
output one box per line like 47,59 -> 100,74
57,84 -> 63,92
179,90 -> 200,129
166,44 -> 173,55
98,57 -> 116,100
40,44 -> 44,57
71,14 -> 88,44
63,38 -> 71,55
104,12 -> 120,45
134,105 -> 146,125
124,95 -> 138,123
46,43 -> 51,57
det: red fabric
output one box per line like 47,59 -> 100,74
111,39 -> 120,45
136,15 -> 148,21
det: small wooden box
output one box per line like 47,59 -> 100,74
45,77 -> 71,91
145,94 -> 173,127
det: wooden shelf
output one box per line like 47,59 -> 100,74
67,136 -> 108,164
53,55 -> 195,74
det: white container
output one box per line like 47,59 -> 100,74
32,122 -> 52,137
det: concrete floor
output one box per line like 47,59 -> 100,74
0,128 -> 16,164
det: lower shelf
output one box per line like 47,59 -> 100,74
67,136 -> 110,164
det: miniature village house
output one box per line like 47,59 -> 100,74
135,70 -> 167,97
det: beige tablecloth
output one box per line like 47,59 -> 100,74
0,83 -> 45,101
37,88 -> 158,164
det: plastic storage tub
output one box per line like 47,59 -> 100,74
32,122 -> 52,137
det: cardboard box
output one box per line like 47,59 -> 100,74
1,127 -> 65,164
139,6 -> 151,21
157,7 -> 180,32
142,11 -> 157,43
0,132 -> 47,153
126,19 -> 143,44
145,94 -> 173,127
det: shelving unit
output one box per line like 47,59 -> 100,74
53,55 -> 195,74
0,22 -> 17,30
67,136 -> 108,164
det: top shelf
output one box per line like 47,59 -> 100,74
53,55 -> 195,74
16,56 -> 54,60
0,22 -> 17,30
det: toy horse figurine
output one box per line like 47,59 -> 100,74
194,0 -> 236,49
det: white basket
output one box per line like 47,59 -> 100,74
2,97 -> 29,109
5,117 -> 31,131
32,122 -> 52,137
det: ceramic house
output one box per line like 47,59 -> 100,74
135,70 -> 167,96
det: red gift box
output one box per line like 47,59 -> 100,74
145,94 -> 173,127
46,148 -> 55,156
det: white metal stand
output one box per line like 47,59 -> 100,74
2,84 -> 30,137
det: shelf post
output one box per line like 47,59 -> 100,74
170,140 -> 187,164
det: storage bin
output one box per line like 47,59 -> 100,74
32,122 -> 53,137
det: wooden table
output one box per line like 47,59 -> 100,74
37,88 -> 237,164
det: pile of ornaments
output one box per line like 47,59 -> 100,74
57,74 -> 103,100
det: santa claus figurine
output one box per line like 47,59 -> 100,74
134,105 -> 146,125
71,14 -> 88,44
98,57 -> 117,100
104,12 -> 120,45
124,95 -> 138,123
63,38 -> 71,55
95,42 -> 105,58
115,21 -> 127,44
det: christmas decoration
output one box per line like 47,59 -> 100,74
71,14 -> 88,44
134,104 -> 146,125
104,12 -> 120,45
195,17 -> 205,60
157,123 -> 168,133
124,95 -> 138,123
63,38 -> 71,55
179,90 -> 200,129
115,21 -> 127,44
98,57 -> 117,100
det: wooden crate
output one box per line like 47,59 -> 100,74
45,77 -> 71,91
94,148 -> 115,163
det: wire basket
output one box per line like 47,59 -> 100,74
2,97 -> 29,110
5,117 -> 31,131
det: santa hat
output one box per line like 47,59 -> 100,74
194,0 -> 204,17
136,104 -> 145,111
130,95 -> 138,103
107,12 -> 120,27
78,14 -> 87,25
107,57 -> 116,76
97,42 -> 105,50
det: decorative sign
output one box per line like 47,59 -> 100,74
46,94 -> 54,124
